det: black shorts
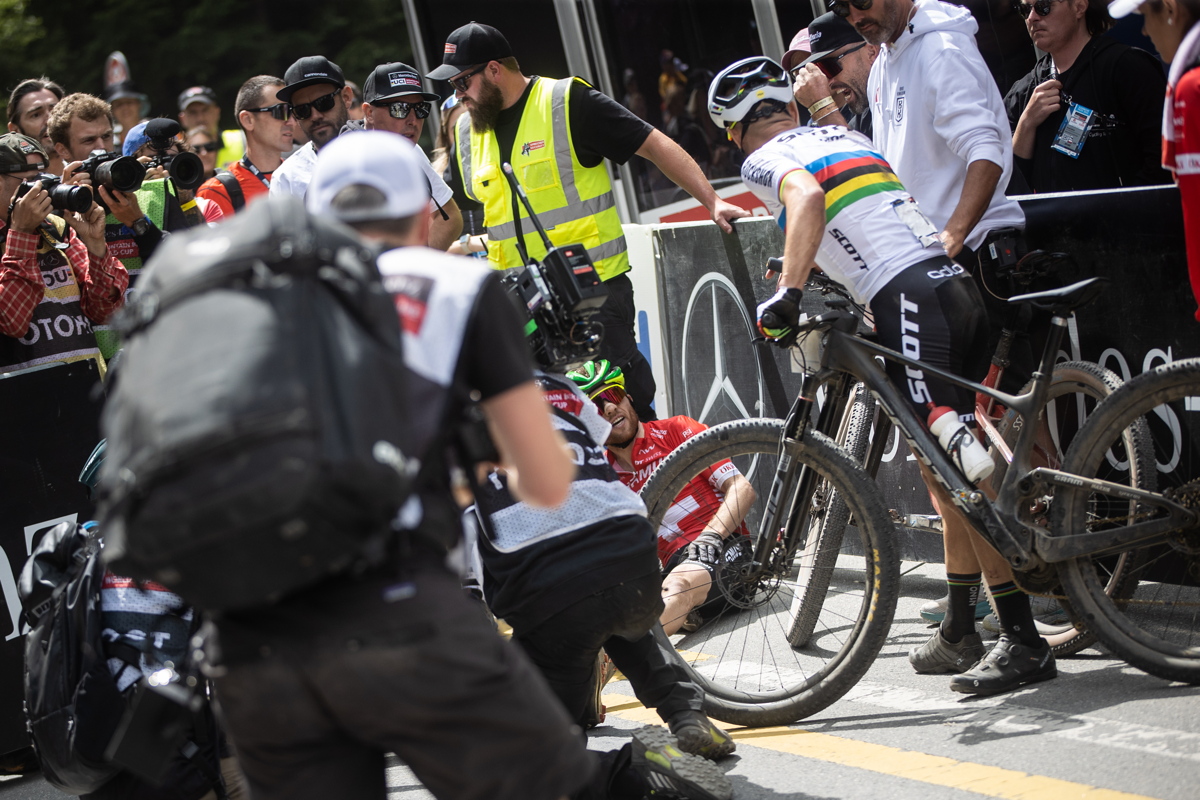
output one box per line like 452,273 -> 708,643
663,534 -> 754,611
870,256 -> 990,422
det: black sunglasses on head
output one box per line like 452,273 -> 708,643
290,90 -> 339,120
1014,0 -> 1065,17
374,100 -> 431,120
827,0 -> 873,16
450,64 -> 488,93
246,102 -> 291,122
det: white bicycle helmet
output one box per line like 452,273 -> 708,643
707,57 -> 793,130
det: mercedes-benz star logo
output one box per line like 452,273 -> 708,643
681,272 -> 765,427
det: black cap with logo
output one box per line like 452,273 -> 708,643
801,13 -> 865,66
277,56 -> 346,103
364,62 -> 440,104
426,22 -> 512,81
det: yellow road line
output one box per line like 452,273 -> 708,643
601,693 -> 1164,800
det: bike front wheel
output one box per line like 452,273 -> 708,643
639,418 -> 900,727
1055,359 -> 1200,683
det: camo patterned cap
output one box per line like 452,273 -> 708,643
0,132 -> 47,174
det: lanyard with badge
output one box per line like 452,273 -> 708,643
241,155 -> 272,189
1049,64 -> 1094,159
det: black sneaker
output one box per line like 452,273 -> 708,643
950,635 -> 1057,696
668,710 -> 736,760
631,725 -> 732,800
908,629 -> 985,674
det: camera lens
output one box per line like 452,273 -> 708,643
166,152 -> 205,191
49,183 -> 93,214
95,156 -> 146,193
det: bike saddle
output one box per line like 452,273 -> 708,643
1008,276 -> 1110,314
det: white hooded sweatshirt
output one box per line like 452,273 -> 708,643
868,0 -> 1025,251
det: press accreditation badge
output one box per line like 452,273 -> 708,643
1052,102 -> 1094,159
890,198 -> 940,248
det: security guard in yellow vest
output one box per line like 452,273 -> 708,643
430,22 -> 748,423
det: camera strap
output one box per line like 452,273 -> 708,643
509,182 -> 532,267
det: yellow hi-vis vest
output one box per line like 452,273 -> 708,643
455,77 -> 629,281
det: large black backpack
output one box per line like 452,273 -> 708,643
98,196 -> 419,611
20,521 -> 125,794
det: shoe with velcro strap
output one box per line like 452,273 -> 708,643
631,725 -> 732,800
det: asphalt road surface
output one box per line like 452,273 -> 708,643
3,563 -> 1198,800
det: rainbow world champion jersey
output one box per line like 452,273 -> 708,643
741,125 -> 944,305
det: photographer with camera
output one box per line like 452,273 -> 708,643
122,119 -> 219,225
0,132 -> 126,372
48,94 -> 166,270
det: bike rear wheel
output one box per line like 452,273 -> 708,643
1055,359 -> 1200,683
786,383 -> 876,647
992,361 -> 1153,656
639,418 -> 900,727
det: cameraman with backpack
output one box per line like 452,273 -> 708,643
205,130 -> 590,800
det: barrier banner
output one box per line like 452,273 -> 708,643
0,360 -> 103,755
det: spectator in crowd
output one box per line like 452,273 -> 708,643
792,12 -> 879,137
782,28 -> 813,124
840,0 -> 1056,695
1005,0 -> 1169,191
958,0 -> 1039,95
345,79 -> 364,121
178,85 -> 244,170
570,361 -> 756,636
270,56 -> 353,199
187,125 -> 222,183
358,61 -> 462,250
104,80 -> 148,148
429,22 -> 748,425
7,78 -> 64,176
621,67 -> 649,120
658,50 -> 689,109
432,95 -> 486,241
0,133 -> 126,373
197,75 -> 294,216
1110,0 -> 1200,319
662,83 -> 711,174
211,130 -> 727,800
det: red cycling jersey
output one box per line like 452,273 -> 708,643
608,415 -> 743,564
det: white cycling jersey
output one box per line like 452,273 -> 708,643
741,125 -> 946,304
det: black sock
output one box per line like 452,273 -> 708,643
939,572 -> 981,643
989,581 -> 1041,646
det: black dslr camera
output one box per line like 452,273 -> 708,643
142,119 -> 205,191
80,150 -> 147,193
11,174 -> 92,214
497,163 -> 608,372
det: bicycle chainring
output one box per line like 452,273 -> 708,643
1012,561 -> 1061,594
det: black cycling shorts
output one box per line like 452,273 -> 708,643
870,256 -> 990,422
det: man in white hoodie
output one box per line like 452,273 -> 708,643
834,0 -> 1058,697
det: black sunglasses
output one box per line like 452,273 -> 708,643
374,100 -> 431,120
1014,0 -> 1065,17
828,0 -> 873,17
290,90 -> 339,120
246,102 -> 291,122
812,43 -> 868,79
191,141 -> 221,154
450,64 -> 488,93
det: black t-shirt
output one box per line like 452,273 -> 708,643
1004,37 -> 1170,192
449,76 -> 654,197
214,271 -> 535,663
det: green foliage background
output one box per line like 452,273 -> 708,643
0,0 -> 413,129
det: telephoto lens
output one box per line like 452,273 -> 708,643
18,175 -> 93,214
165,152 -> 205,191
93,156 -> 146,193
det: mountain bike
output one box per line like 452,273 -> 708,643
778,255 -> 1140,657
639,276 -> 1160,726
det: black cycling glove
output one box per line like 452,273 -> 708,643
756,287 -> 804,347
686,531 -> 725,568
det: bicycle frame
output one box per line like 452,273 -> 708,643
753,308 -> 1196,577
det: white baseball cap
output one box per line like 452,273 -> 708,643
307,130 -> 430,221
1107,0 -> 1147,18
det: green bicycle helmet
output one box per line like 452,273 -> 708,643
567,359 -> 625,398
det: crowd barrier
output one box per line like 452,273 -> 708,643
0,360 -> 102,755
